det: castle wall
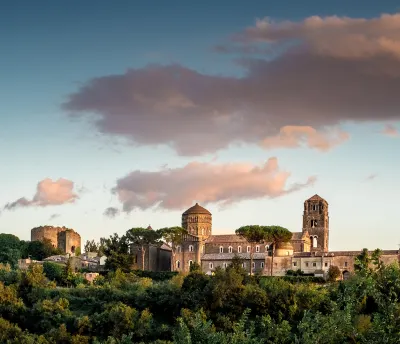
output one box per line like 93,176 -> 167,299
31,226 -> 65,248
57,230 -> 81,255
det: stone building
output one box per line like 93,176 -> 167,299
31,226 -> 81,255
173,195 -> 400,279
130,226 -> 172,271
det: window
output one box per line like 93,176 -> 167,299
238,246 -> 242,253
219,246 -> 223,253
189,260 -> 193,267
242,263 -> 246,268
344,262 -> 348,267
189,245 -> 194,252
228,246 -> 233,253
306,262 -> 309,267
223,262 -> 227,268
177,246 -> 181,253
261,262 -> 265,268
247,246 -> 251,253
252,262 -> 255,268
256,245 -> 260,253
293,262 -> 297,267
265,245 -> 270,250
313,262 -> 317,267
324,262 -> 328,267
209,262 -> 214,269
312,204 -> 318,211
176,261 -> 180,269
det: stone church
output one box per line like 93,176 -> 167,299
173,195 -> 399,279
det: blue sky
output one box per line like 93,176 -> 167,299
1,0 -> 400,251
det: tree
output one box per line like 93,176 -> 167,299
103,233 -> 133,272
327,265 -> 341,282
22,239 -> 62,261
0,234 -> 22,268
263,226 -> 292,277
126,228 -> 162,270
84,240 -> 98,253
235,225 -> 268,276
354,248 -> 371,275
158,226 -> 187,271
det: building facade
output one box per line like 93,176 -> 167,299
31,226 -> 81,255
173,195 -> 399,279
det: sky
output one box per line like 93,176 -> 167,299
1,0 -> 400,251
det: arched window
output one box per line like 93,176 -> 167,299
265,245 -> 270,250
209,262 -> 213,269
188,260 -> 193,267
261,262 -> 265,268
238,246 -> 242,253
255,245 -> 260,253
177,245 -> 181,253
219,246 -> 223,253
228,246 -> 233,253
252,262 -> 255,268
312,236 -> 318,248
189,245 -> 194,252
247,246 -> 251,253
176,260 -> 180,269
242,262 -> 246,268
223,262 -> 227,268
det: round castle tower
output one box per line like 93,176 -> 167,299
181,203 -> 212,241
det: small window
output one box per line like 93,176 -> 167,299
255,245 -> 260,253
344,262 -> 348,267
252,262 -> 255,268
306,262 -> 309,267
223,262 -> 227,268
176,261 -> 180,269
189,245 -> 194,252
177,246 -> 181,253
189,260 -> 193,266
265,245 -> 270,250
242,263 -> 245,268
293,262 -> 297,267
228,246 -> 233,253
219,246 -> 223,253
247,246 -> 251,253
209,262 -> 213,269
238,246 -> 242,253
324,262 -> 328,267
261,262 -> 264,268
313,262 -> 317,267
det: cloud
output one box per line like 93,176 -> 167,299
4,178 -> 78,210
62,13 -> 400,156
366,174 -> 378,181
112,157 -> 316,212
49,213 -> 60,220
382,124 -> 399,137
260,126 -> 349,151
103,207 -> 120,218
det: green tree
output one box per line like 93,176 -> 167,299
22,239 -> 61,261
327,265 -> 341,282
235,225 -> 268,276
126,227 -> 162,271
0,234 -> 22,268
354,248 -> 371,275
159,227 -> 188,271
263,226 -> 292,277
84,240 -> 99,253
103,233 -> 133,272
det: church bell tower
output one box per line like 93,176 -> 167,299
302,194 -> 329,252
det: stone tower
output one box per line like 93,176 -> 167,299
174,203 -> 212,272
302,195 -> 329,252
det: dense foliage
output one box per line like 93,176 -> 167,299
1,247 -> 400,343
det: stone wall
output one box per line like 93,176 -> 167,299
31,226 -> 65,248
57,230 -> 81,255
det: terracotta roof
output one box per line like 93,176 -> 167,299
205,234 -> 249,243
291,232 -> 304,240
307,194 -> 327,203
183,203 -> 211,215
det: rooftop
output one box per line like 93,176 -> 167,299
183,203 -> 211,215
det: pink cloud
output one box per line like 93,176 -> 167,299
63,13 -> 400,156
382,124 -> 399,137
260,126 -> 349,151
4,178 -> 78,210
112,157 -> 316,212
